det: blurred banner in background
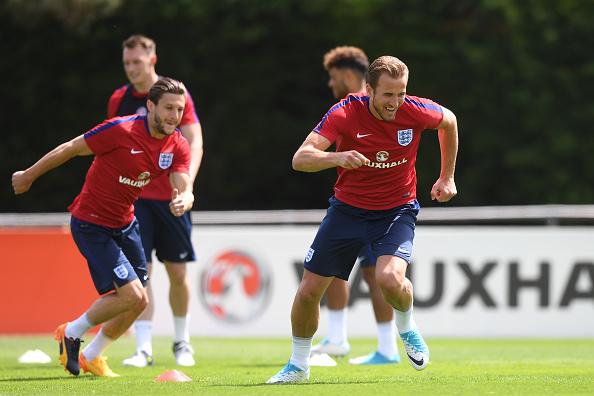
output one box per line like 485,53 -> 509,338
2,209 -> 593,337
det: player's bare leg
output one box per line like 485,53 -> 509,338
349,266 -> 399,365
268,270 -> 333,384
311,278 -> 351,359
165,261 -> 194,366
77,280 -> 147,377
376,256 -> 428,370
123,263 -> 155,367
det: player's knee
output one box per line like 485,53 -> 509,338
296,283 -> 324,306
119,282 -> 147,311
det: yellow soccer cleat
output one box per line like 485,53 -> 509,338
79,354 -> 120,377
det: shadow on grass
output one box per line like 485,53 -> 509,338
207,379 -> 390,387
0,376 -> 96,382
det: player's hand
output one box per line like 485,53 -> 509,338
169,188 -> 194,216
12,170 -> 34,195
337,150 -> 370,169
431,177 -> 457,202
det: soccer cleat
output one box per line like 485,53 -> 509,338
266,362 -> 310,384
310,338 -> 351,357
348,350 -> 401,365
173,341 -> 195,367
122,350 -> 154,368
79,354 -> 120,377
54,323 -> 81,376
400,329 -> 430,370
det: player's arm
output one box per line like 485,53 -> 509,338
292,132 -> 370,172
180,122 -> 204,184
430,106 -> 458,202
168,171 -> 194,217
12,135 -> 93,195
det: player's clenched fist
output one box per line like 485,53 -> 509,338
337,150 -> 370,169
12,170 -> 33,195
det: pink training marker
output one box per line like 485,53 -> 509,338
155,369 -> 192,382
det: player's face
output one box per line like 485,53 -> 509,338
148,93 -> 186,137
367,73 -> 408,122
123,47 -> 155,87
328,68 -> 351,99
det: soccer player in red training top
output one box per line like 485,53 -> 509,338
310,46 -> 401,367
267,56 -> 458,384
12,78 -> 194,378
109,35 -> 203,368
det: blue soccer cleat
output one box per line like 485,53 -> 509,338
400,329 -> 429,370
348,350 -> 400,365
266,362 -> 310,384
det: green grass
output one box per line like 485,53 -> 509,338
1,336 -> 593,395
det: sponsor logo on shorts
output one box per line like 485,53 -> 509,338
114,264 -> 129,279
305,248 -> 315,263
397,246 -> 410,255
199,250 -> 271,324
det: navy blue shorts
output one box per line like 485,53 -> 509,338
304,196 -> 419,280
134,199 -> 196,263
357,244 -> 376,268
70,216 -> 148,295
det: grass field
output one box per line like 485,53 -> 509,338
1,336 -> 593,395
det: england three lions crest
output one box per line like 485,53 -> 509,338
397,129 -> 413,146
158,152 -> 174,169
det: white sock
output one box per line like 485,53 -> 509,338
289,336 -> 312,370
82,328 -> 114,361
395,306 -> 417,334
327,308 -> 347,344
65,312 -> 94,339
134,320 -> 153,355
173,315 -> 190,343
376,320 -> 398,357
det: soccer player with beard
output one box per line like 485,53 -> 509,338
12,78 -> 193,377
268,56 -> 458,384
108,35 -> 203,368
310,46 -> 401,367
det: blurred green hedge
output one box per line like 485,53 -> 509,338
2,0 -> 593,211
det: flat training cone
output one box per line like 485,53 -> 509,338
155,369 -> 192,382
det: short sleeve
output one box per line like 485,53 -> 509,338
405,96 -> 444,130
83,118 -> 125,155
312,101 -> 348,144
170,135 -> 191,174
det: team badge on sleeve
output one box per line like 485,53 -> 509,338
397,129 -> 413,146
158,152 -> 174,169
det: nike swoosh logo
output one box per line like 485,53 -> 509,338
356,133 -> 373,138
407,353 -> 424,367
130,149 -> 144,154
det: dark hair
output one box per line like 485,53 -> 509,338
148,77 -> 185,105
122,34 -> 156,54
366,56 -> 409,89
323,46 -> 369,75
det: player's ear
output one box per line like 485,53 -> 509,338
150,54 -> 157,66
146,99 -> 155,113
